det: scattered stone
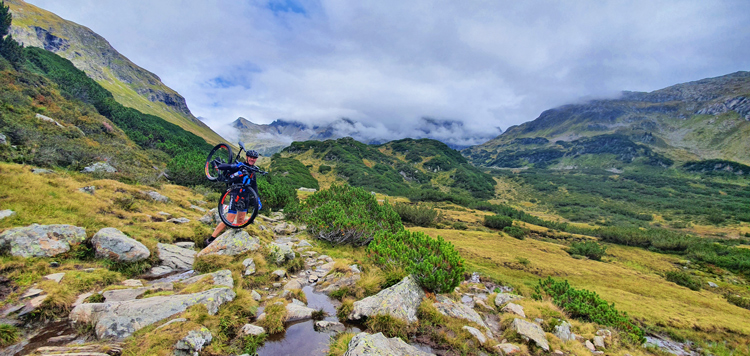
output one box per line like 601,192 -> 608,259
434,295 -> 492,337
283,278 -> 303,291
251,290 -> 262,301
0,209 -> 16,220
350,264 -> 361,274
243,258 -> 256,276
308,275 -> 318,283
35,113 -> 63,127
190,205 -> 207,212
102,283 -> 172,302
157,243 -> 195,271
197,229 -> 260,257
643,336 -> 698,356
553,350 -> 564,356
585,340 -> 596,352
269,242 -> 296,264
315,320 -> 345,333
297,240 -> 313,249
147,266 -> 174,278
122,279 -> 144,287
708,282 -> 718,288
511,318 -> 549,351
495,343 -> 521,355
70,287 -> 235,339
31,168 -> 54,174
174,327 -> 212,356
273,222 -> 298,235
158,212 -> 171,217
345,332 -> 435,356
168,217 -> 190,224
0,224 -> 86,257
175,242 -> 195,249
92,227 -> 150,262
181,270 -> 234,288
553,321 -> 576,342
285,303 -> 317,322
78,186 -> 96,194
145,191 -> 169,203
462,326 -> 487,344
596,329 -> 611,339
348,275 -> 425,323
501,302 -> 526,318
494,293 -> 523,308
272,283 -> 282,288
21,288 -> 43,299
81,162 -> 117,173
43,272 -> 65,283
198,208 -> 220,225
240,324 -> 265,336
271,269 -> 286,280
594,336 -> 606,349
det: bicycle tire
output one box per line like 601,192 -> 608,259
217,185 -> 259,229
205,143 -> 233,182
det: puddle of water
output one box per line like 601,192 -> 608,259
257,286 -> 362,356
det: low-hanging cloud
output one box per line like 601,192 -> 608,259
26,0 -> 750,146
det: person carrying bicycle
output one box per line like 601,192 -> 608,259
205,149 -> 262,247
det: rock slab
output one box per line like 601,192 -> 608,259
344,332 -> 435,356
511,318 -> 549,351
197,229 -> 260,257
0,224 -> 86,257
92,228 -> 150,262
434,295 -> 492,337
349,275 -> 424,323
156,243 -> 195,271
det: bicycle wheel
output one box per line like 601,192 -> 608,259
205,143 -> 233,182
218,186 -> 259,228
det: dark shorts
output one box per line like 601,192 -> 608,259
228,187 -> 253,213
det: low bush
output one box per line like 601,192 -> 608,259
393,203 -> 440,227
484,215 -> 513,230
533,277 -> 644,344
289,184 -> 402,246
724,293 -> 750,310
368,230 -> 464,293
257,174 -> 298,212
503,226 -> 527,239
318,165 -> 332,174
567,241 -> 607,261
665,271 -> 701,291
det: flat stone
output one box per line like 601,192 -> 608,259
158,212 -> 171,217
511,318 -> 549,351
495,343 -> 521,355
0,210 -> 15,220
297,240 -> 312,249
501,302 -> 526,318
82,162 -> 116,173
190,205 -> 207,212
494,293 -> 522,308
240,324 -> 265,336
315,320 -> 345,333
21,288 -> 44,299
463,325 -> 487,344
167,218 -> 190,224
0,224 -> 86,257
145,191 -> 169,203
18,295 -> 48,316
434,295 -> 492,337
157,243 -> 195,271
349,275 -> 424,324
708,282 -> 718,288
102,283 -> 172,302
155,318 -> 187,330
285,303 -> 316,322
91,227 -> 150,262
291,298 -> 306,306
345,332 -> 435,356
243,258 -> 256,276
197,229 -> 260,257
122,279 -> 143,288
73,292 -> 94,308
146,266 -> 174,278
283,279 -> 303,291
175,242 -> 195,249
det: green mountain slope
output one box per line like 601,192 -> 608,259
5,0 -> 227,146
465,71 -> 750,170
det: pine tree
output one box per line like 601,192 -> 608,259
0,0 -> 24,66
0,1 -> 11,39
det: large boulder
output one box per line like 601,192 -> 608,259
174,327 -> 213,356
156,243 -> 195,271
197,229 -> 260,257
69,287 -> 235,339
344,332 -> 435,356
511,318 -> 549,351
0,224 -> 86,257
348,275 -> 424,323
91,228 -> 150,262
553,321 -> 576,342
434,295 -> 493,337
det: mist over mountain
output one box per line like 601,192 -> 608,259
226,116 -> 502,155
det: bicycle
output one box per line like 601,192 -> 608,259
205,141 -> 267,229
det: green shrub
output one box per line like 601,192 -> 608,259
665,271 -> 701,291
567,241 -> 607,261
533,277 -> 644,344
318,165 -> 332,174
368,230 -> 464,293
257,174 -> 298,212
503,226 -> 527,239
452,222 -> 468,230
291,184 -> 403,246
393,203 -> 439,227
241,334 -> 267,355
269,155 -> 319,189
724,293 -> 750,310
484,215 -> 513,229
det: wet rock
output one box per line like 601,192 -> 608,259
273,222 -> 297,235
315,320 -> 345,333
345,332 -> 435,356
494,293 -> 522,308
269,242 -> 296,264
243,258 -> 256,275
463,325 -> 487,344
511,318 -> 549,351
43,272 -> 65,283
174,327 -> 212,356
168,217 -> 190,224
501,302 -> 526,318
198,208 -> 220,225
181,270 -> 234,288
197,229 -> 260,257
0,224 -> 86,257
175,242 -> 195,249
0,209 -> 16,220
77,186 -> 96,194
156,243 -> 195,271
349,275 -> 424,323
495,343 -> 521,355
70,287 -> 235,339
92,227 -> 150,262
82,162 -> 116,173
434,295 -> 492,337
240,324 -> 265,336
553,321 -> 576,342
145,190 -> 169,203
285,303 -> 317,322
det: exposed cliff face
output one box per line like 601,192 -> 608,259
6,0 -> 227,146
465,71 -> 750,168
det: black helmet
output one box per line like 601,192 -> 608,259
246,150 -> 260,158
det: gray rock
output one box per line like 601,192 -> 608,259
350,264 -> 361,274
297,240 -> 313,249
167,218 -> 190,224
462,325 -> 487,344
269,242 -> 296,264
283,278 -> 303,291
31,168 -> 54,174
243,258 -> 256,276
643,335 -> 698,356
43,272 -> 65,283
35,113 -> 63,127
198,209 -> 220,225
174,327 -> 213,356
157,243 -> 195,271
553,321 -> 576,342
708,282 -> 718,288
145,190 -> 169,203
158,212 -> 172,217
0,132 -> 6,145
181,269 -> 234,288
21,288 -> 43,299
92,228 -> 150,262
190,205 -> 207,213
298,187 -> 317,192
18,295 -> 48,316
197,229 -> 260,257
78,186 -> 96,194
175,242 -> 195,249
273,222 -> 297,235
349,275 -> 424,323
495,343 -> 521,355
240,324 -> 265,336
594,336 -> 606,349
315,320 -> 345,333
511,318 -> 549,351
285,303 -> 317,322
271,269 -> 286,280
344,332 -> 435,356
102,283 -> 172,302
0,224 -> 86,257
70,287 -> 235,339
146,265 -> 174,278
494,293 -> 522,308
0,209 -> 16,220
122,279 -> 144,287
501,302 -> 526,318
291,298 -> 306,306
81,162 -> 117,173
434,295 -> 492,337
251,290 -> 262,301
585,340 -> 596,352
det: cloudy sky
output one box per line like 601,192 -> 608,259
26,0 -> 750,145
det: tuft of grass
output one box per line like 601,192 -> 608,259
84,293 -> 105,303
327,332 -> 354,356
241,333 -> 267,355
312,308 -> 326,320
258,300 -> 287,334
364,314 -> 411,340
193,255 -> 234,274
0,324 -> 20,347
336,298 -> 355,320
286,288 -> 307,304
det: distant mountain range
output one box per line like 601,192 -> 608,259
464,71 -> 750,170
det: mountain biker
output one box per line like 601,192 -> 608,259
205,149 -> 262,247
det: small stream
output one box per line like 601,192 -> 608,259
256,285 -> 362,356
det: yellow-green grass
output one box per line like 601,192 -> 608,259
409,226 -> 750,345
